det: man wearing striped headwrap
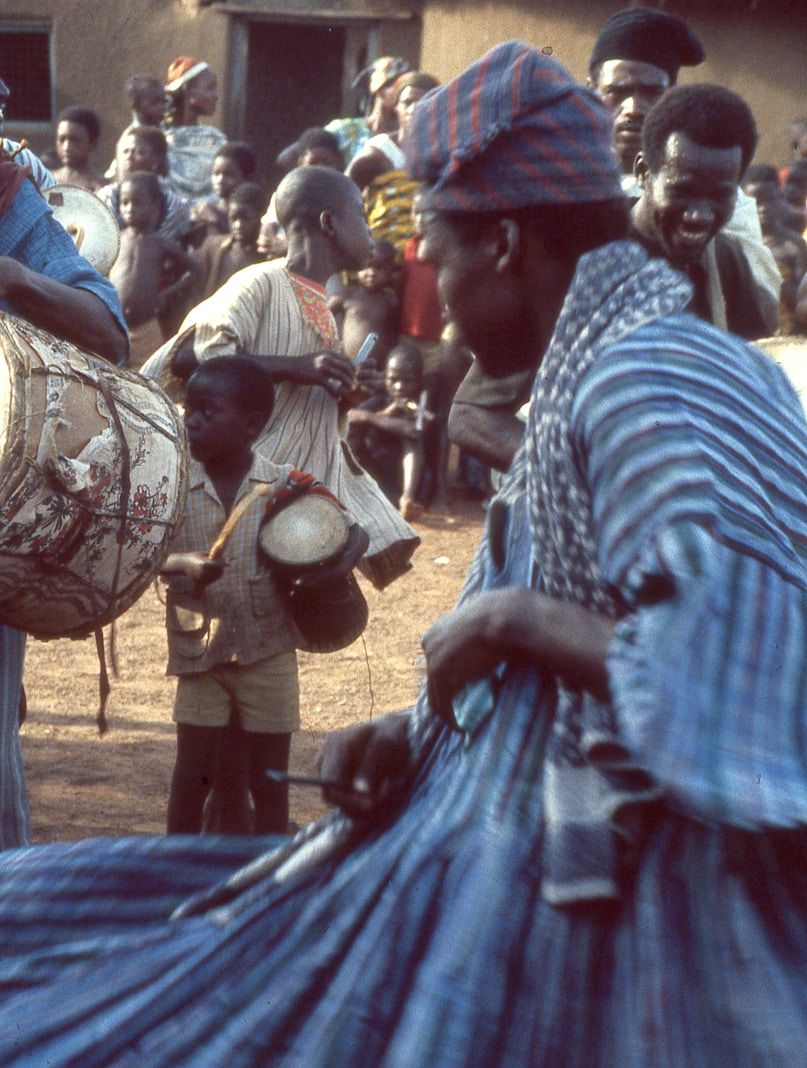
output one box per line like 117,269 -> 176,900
444,39 -> 634,472
2,40 -> 807,1068
316,40 -> 807,1063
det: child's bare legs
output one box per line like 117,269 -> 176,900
202,717 -> 254,835
167,723 -> 222,833
247,731 -> 292,834
400,442 -> 426,521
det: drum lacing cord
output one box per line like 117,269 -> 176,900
90,374 -> 131,734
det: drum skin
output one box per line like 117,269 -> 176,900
259,494 -> 350,570
0,313 -> 187,638
45,186 -> 121,278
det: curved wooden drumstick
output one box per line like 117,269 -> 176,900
208,483 -> 278,561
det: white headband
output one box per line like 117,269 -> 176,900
165,61 -> 211,94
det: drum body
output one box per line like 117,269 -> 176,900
0,313 -> 187,638
259,494 -> 369,653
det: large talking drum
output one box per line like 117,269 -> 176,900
0,313 -> 187,638
258,493 -> 368,653
755,336 -> 807,416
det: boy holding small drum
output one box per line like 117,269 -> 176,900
160,356 -> 301,836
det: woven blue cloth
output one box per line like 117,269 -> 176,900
0,178 -> 125,330
1,269 -> 807,1063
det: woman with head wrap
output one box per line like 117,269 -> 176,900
163,56 -> 227,198
2,41 -> 807,1068
346,70 -> 438,255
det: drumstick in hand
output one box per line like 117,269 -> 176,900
208,483 -> 278,561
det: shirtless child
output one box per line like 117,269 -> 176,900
192,181 -> 265,299
109,172 -> 200,369
191,141 -> 257,237
743,163 -> 807,334
330,238 -> 399,365
52,106 -> 106,192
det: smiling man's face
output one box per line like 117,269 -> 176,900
633,131 -> 741,267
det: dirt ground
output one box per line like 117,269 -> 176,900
20,498 -> 485,843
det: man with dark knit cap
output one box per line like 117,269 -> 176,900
589,6 -> 780,330
588,7 -> 704,180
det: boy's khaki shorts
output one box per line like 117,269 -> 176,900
173,652 -> 300,733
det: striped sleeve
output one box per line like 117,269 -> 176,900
572,315 -> 807,829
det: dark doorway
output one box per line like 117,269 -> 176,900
244,22 -> 348,196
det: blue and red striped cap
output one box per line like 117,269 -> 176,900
404,41 -> 623,212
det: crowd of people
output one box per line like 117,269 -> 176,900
1,5 -> 807,1063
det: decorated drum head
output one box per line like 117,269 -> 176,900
45,185 -> 120,277
259,494 -> 349,569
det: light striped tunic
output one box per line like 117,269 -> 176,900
2,311 -> 807,1064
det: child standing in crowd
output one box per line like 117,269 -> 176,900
52,106 -> 106,191
106,75 -> 166,180
109,171 -> 200,369
161,357 -> 301,835
743,163 -> 807,334
192,141 -> 257,236
782,159 -> 807,236
294,127 -> 344,170
330,238 -> 399,365
124,74 -> 166,132
397,189 -> 468,507
98,127 -> 193,244
191,182 -> 266,299
257,216 -> 288,260
348,341 -> 435,520
780,117 -> 807,186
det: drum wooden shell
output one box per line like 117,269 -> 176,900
259,494 -> 368,653
284,570 -> 369,654
0,313 -> 187,638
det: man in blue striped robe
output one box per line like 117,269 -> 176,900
0,41 -> 807,1068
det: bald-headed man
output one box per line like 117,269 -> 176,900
144,165 -> 419,589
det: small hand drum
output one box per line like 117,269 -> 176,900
260,493 -> 350,571
259,493 -> 369,652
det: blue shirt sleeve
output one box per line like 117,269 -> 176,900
0,178 -> 126,337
